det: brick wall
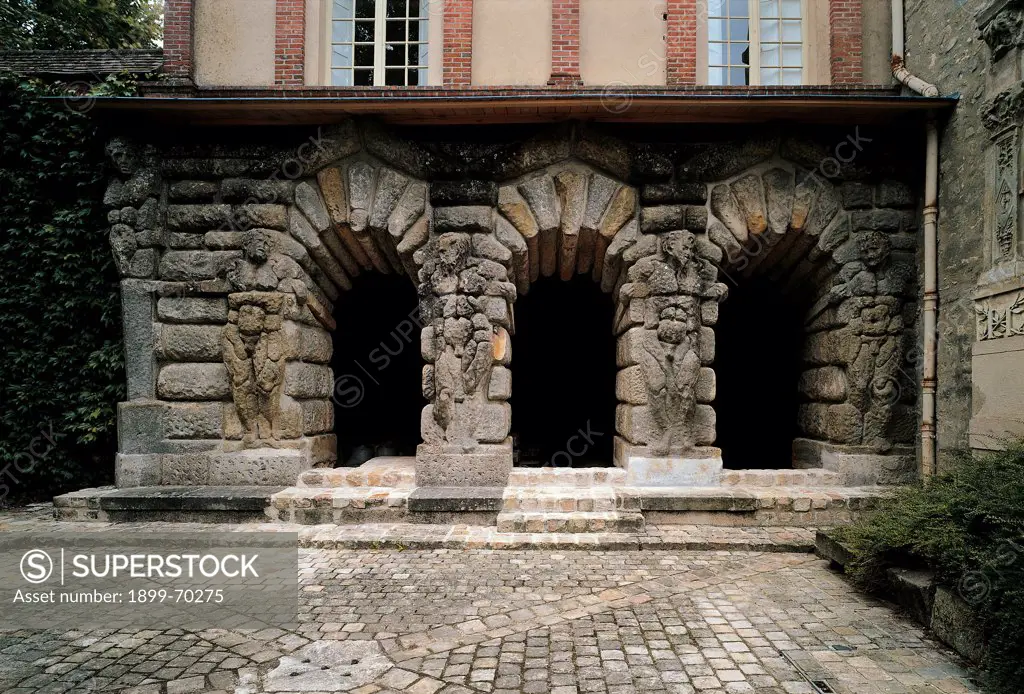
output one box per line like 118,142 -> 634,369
163,0 -> 194,79
829,0 -> 863,84
549,0 -> 582,85
666,0 -> 697,85
276,0 -> 306,85
443,0 -> 474,86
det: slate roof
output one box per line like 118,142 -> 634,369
0,49 -> 162,76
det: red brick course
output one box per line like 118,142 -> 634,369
666,0 -> 697,85
276,0 -> 306,85
548,0 -> 582,86
163,0 -> 194,79
443,0 -> 474,86
829,0 -> 863,84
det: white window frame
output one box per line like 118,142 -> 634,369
702,0 -> 810,87
324,0 -> 430,87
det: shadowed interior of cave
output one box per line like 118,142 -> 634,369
512,275 -> 617,467
714,278 -> 804,469
331,273 -> 423,466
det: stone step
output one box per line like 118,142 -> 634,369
506,467 -> 627,488
721,469 -> 844,487
496,511 -> 645,534
297,457 -> 416,489
501,487 -> 640,513
53,486 -> 282,522
408,487 -> 504,513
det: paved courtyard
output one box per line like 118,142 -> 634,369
0,508 -> 979,694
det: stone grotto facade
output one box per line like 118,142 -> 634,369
104,120 -> 923,494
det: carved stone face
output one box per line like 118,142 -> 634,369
436,233 -> 470,271
858,231 -> 890,269
242,231 -> 270,265
237,305 -> 266,335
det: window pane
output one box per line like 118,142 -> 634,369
386,19 -> 405,41
782,19 -> 801,41
782,44 -> 802,66
385,43 -> 403,66
760,0 -> 779,16
708,19 -> 728,41
760,19 -> 779,41
408,43 -> 420,66
761,67 -> 780,85
385,68 -> 405,85
730,42 -> 749,65
782,68 -> 802,85
730,66 -> 749,85
332,20 -> 353,42
355,20 -> 375,41
729,0 -> 749,16
386,0 -> 406,18
708,0 -> 726,14
408,18 -> 422,40
729,18 -> 749,40
355,0 -> 375,18
334,0 -> 354,18
332,44 -> 353,66
418,42 -> 429,66
332,68 -> 352,86
708,43 -> 726,65
708,67 -> 728,85
760,45 -> 779,67
354,68 -> 373,85
355,44 -> 375,66
781,0 -> 801,18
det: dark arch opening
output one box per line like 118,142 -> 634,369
512,275 -> 617,467
331,273 -> 422,467
714,277 -> 804,469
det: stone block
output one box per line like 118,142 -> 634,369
169,180 -> 220,202
164,402 -> 223,439
115,453 -> 161,488
160,250 -> 239,281
931,587 -> 985,664
278,394 -> 304,439
128,248 -> 157,277
430,180 -> 498,206
839,181 -> 873,209
887,568 -> 936,627
693,404 -> 716,445
208,449 -> 306,485
615,365 -> 648,405
488,366 -> 512,401
157,297 -> 229,324
166,204 -> 231,231
433,206 -> 493,234
156,323 -> 223,361
221,178 -> 293,204
283,321 -> 332,363
696,368 -> 716,404
308,433 -> 337,467
798,366 -> 848,403
613,437 -> 723,486
639,205 -> 683,234
295,181 -> 331,232
122,280 -> 157,399
161,453 -> 211,485
616,327 -> 646,367
203,231 -> 244,250
700,326 -> 715,365
302,399 -> 334,435
223,404 -> 244,440
827,403 -> 862,443
157,363 -> 231,401
797,403 -> 830,440
284,363 -> 333,399
117,401 -> 165,454
416,442 -> 513,487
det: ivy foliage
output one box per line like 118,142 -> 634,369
833,445 -> 1024,694
0,75 -> 131,503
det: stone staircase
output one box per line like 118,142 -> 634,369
496,468 -> 645,533
720,469 -> 844,487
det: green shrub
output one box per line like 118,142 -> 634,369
833,444 -> 1024,693
0,76 -> 128,504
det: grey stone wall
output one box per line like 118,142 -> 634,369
906,0 -> 990,467
105,121 -> 923,487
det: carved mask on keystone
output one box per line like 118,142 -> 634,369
242,230 -> 270,265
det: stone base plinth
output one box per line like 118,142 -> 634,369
613,437 -> 723,487
415,441 -> 513,487
792,438 -> 916,485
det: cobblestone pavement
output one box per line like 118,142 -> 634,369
0,508 -> 980,694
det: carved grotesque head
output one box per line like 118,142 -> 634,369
662,230 -> 695,264
242,230 -> 270,265
858,231 -> 891,269
237,304 -> 266,336
436,233 -> 470,272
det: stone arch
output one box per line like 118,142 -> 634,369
702,161 -> 919,481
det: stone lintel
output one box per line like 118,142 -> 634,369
415,441 -> 513,487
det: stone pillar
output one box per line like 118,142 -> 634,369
415,203 -> 517,487
612,226 -> 728,486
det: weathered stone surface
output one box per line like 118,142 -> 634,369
164,402 -> 223,439
583,174 -> 619,234
616,365 -> 648,404
157,363 -> 231,401
156,297 -> 229,324
554,170 -> 586,279
266,640 -> 392,692
283,321 -> 333,363
641,181 -> 708,205
166,204 -> 231,232
799,366 -> 848,402
434,206 -> 493,234
640,205 -> 683,234
494,215 -> 530,295
157,324 -> 223,361
115,453 -> 161,487
316,166 -> 348,224
169,180 -> 220,202
931,587 -> 985,664
430,179 -> 497,206
696,367 -> 716,404
234,204 -> 287,231
369,168 -> 411,234
283,362 -> 333,399
289,207 -> 352,291
839,181 -> 874,209
295,181 -> 331,232
160,250 -> 239,281
302,399 -> 334,435
710,185 -> 748,243
160,453 -> 211,485
388,181 -> 427,241
221,178 -> 293,204
208,448 -> 307,486
730,173 -> 768,235
487,366 -> 512,401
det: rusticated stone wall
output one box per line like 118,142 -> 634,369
105,120 -> 922,487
